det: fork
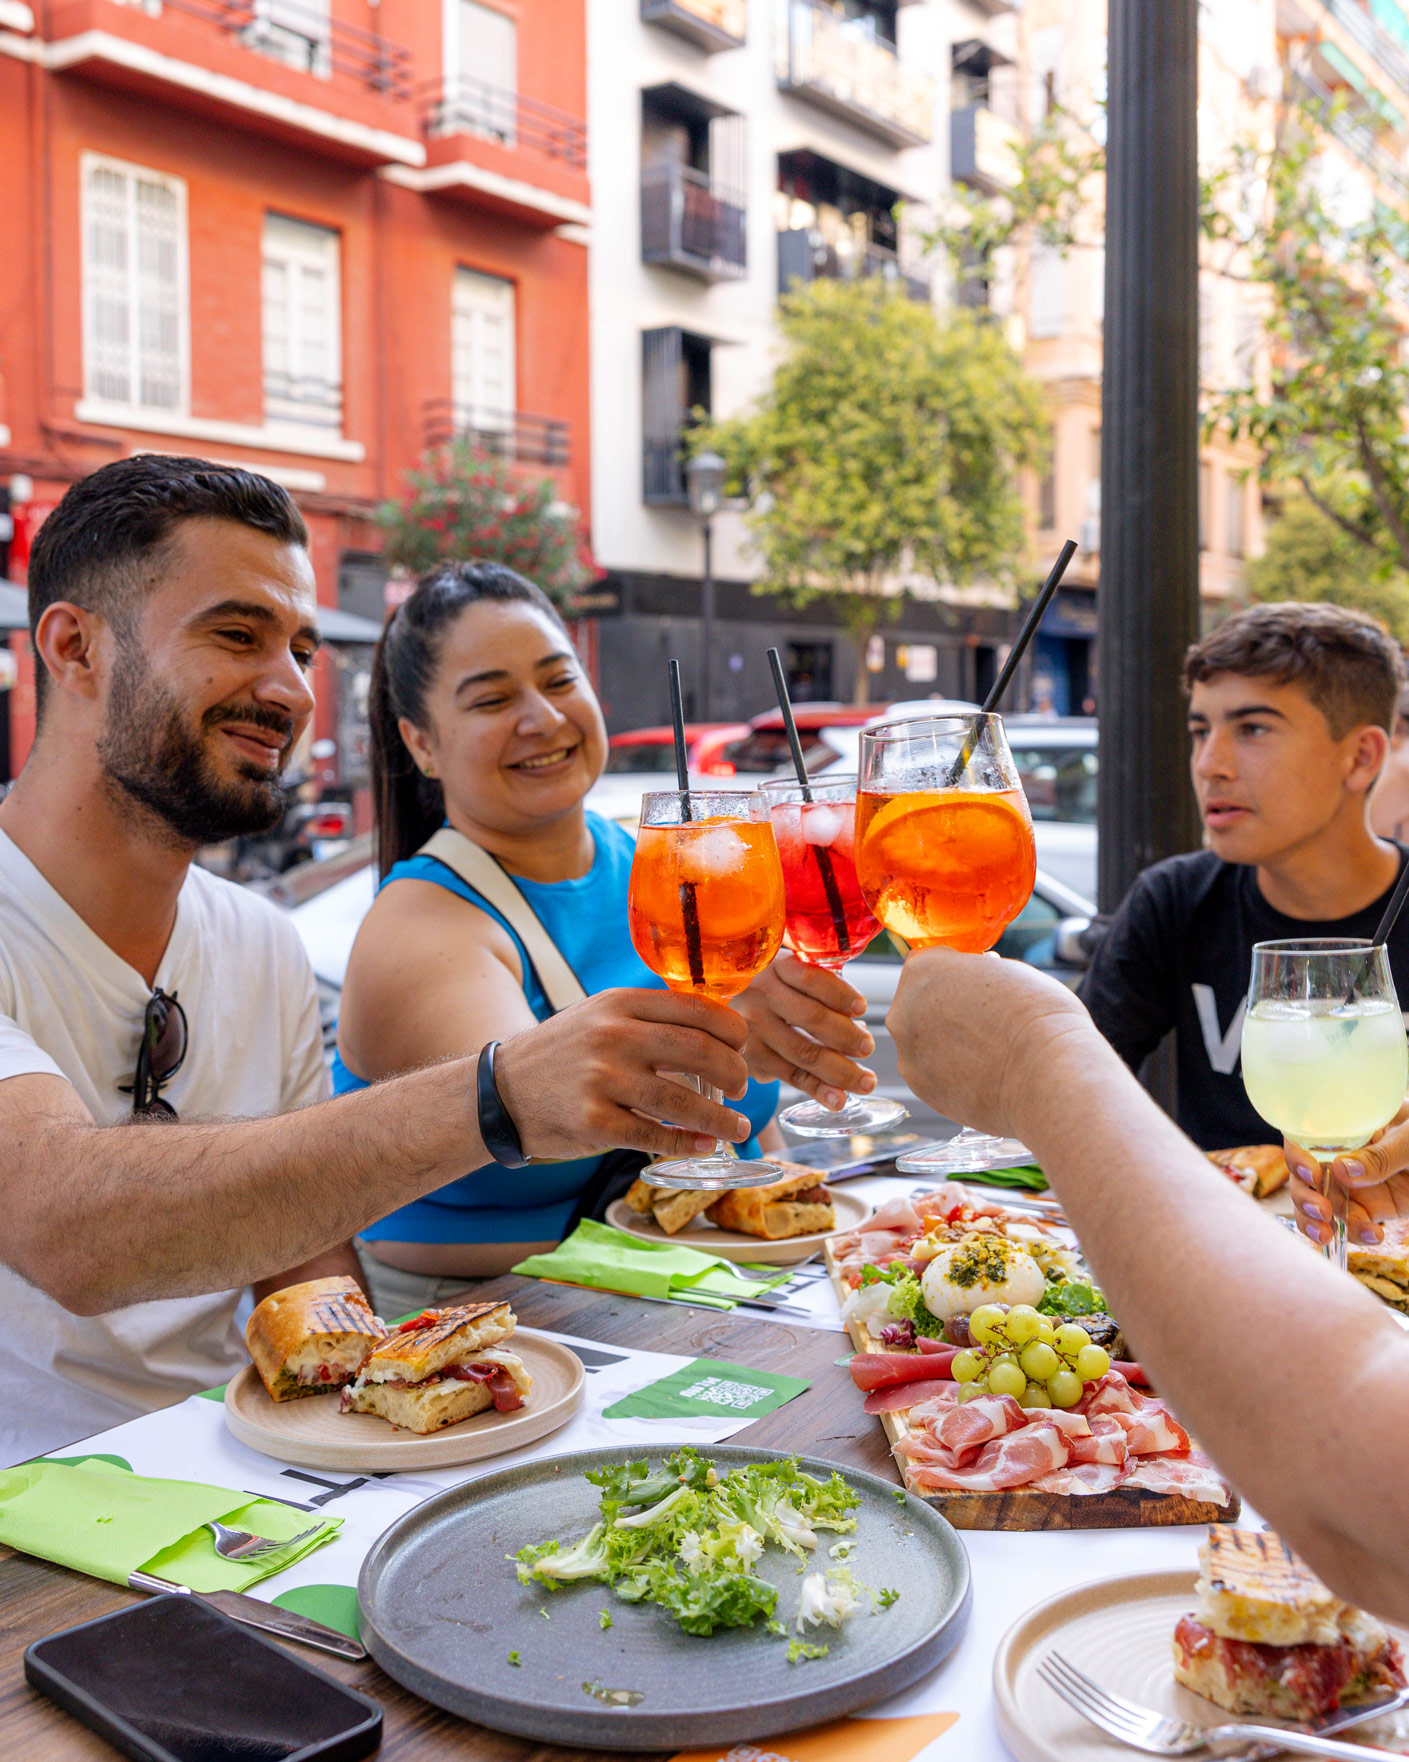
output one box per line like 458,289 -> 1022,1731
1038,1650 -> 1408,1758
206,1518 -> 324,1562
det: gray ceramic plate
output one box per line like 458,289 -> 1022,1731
357,1442 -> 972,1751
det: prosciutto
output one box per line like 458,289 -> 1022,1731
864,1379 -> 957,1415
892,1368 -> 1230,1504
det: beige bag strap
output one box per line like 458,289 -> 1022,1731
417,827 -> 589,1014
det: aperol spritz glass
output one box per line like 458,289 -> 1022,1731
857,714 -> 1038,1177
629,790 -> 788,1189
761,774 -> 907,1138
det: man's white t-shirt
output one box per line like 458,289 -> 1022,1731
0,829 -> 329,1464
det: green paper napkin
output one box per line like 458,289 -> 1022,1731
0,1457 -> 339,1591
959,1164 -> 1049,1192
603,1357 -> 811,1421
512,1219 -> 792,1308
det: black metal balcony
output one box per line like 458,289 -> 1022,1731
420,79 -> 588,169
157,0 -> 412,98
423,403 -> 571,468
777,230 -> 929,302
640,0 -> 747,51
641,161 -> 746,281
264,371 -> 344,432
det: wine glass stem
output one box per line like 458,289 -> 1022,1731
1314,1152 -> 1350,1272
696,1075 -> 726,1160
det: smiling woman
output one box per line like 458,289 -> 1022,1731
331,562 -> 795,1315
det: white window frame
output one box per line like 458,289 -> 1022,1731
81,152 -> 190,418
440,0 -> 518,144
451,265 -> 516,438
262,212 -> 344,436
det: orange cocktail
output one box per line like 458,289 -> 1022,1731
629,818 -> 785,998
855,786 -> 1035,953
628,789 -> 786,1190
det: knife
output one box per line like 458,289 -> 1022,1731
128,1569 -> 366,1660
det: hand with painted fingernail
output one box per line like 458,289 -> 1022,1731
1287,1105 -> 1409,1251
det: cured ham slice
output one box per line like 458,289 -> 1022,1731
864,1379 -> 958,1416
867,1195 -> 923,1233
1043,1408 -> 1093,1443
1027,1459 -> 1127,1495
903,1387 -> 963,1427
903,1419 -> 1071,1492
1068,1414 -> 1128,1467
1113,1408 -> 1190,1455
1120,1449 -> 1229,1503
933,1393 -> 1027,1464
1079,1371 -> 1142,1416
849,1346 -> 958,1390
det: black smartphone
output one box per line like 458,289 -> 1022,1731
25,1594 -> 382,1762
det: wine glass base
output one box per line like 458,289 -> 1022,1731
896,1131 -> 1034,1177
646,1155 -> 790,1192
781,1095 -> 909,1138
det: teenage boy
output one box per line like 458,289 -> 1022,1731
0,455 -> 873,1462
1078,601 -> 1408,1149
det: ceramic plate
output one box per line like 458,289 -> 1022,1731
605,1185 -> 871,1265
993,1568 -> 1409,1762
358,1442 -> 971,1750
223,1328 -> 584,1470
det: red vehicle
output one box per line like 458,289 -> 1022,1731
708,703 -> 893,779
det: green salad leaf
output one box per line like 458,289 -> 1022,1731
1038,1273 -> 1106,1317
884,1270 -> 947,1338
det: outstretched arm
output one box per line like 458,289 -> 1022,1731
0,988 -> 752,1315
888,947 -> 1409,1626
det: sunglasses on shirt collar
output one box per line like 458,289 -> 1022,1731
119,988 -> 189,1120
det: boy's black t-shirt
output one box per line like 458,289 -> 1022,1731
1077,847 -> 1409,1150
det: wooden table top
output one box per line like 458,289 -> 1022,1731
0,1274 -> 895,1761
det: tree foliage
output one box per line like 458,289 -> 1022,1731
1245,494 -> 1409,640
926,111 -> 1104,304
376,441 -> 595,606
1206,98 -> 1409,578
696,278 -> 1047,701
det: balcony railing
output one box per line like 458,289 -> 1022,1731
641,161 -> 747,281
1289,67 -> 1409,200
776,0 -> 933,148
950,103 -> 1023,193
423,402 -> 571,467
1318,0 -> 1409,108
640,0 -> 746,52
777,229 -> 929,301
264,371 -> 344,432
155,0 -> 412,98
420,78 -> 588,168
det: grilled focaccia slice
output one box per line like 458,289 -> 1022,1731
245,1276 -> 387,1403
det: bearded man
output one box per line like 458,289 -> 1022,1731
0,456 -> 881,1462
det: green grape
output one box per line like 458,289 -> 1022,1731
1054,1324 -> 1092,1358
1047,1369 -> 1084,1408
951,1349 -> 984,1384
1019,1383 -> 1052,1409
1036,1319 -> 1057,1346
1075,1344 -> 1111,1383
958,1380 -> 989,1403
989,1352 -> 1020,1377
968,1304 -> 1007,1344
1005,1305 -> 1042,1345
1018,1341 -> 1060,1382
988,1361 -> 1027,1398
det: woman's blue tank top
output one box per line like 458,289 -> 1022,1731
333,813 -> 779,1244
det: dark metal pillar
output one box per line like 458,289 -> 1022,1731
1097,0 -> 1203,916
699,518 -> 715,722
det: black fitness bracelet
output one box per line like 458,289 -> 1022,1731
476,1040 -> 531,1168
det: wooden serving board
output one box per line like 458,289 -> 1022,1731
823,1241 -> 1239,1532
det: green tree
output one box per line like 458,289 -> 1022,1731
1245,494 -> 1409,640
376,441 -> 595,606
697,278 -> 1047,703
1206,97 -> 1409,578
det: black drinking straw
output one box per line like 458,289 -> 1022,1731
1372,855 -> 1409,948
767,646 -> 852,956
668,659 -> 706,989
943,538 -> 1079,787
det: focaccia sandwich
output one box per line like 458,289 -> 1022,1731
245,1275 -> 387,1403
1173,1525 -> 1404,1720
341,1301 -> 532,1434
1350,1217 -> 1409,1314
707,1163 -> 834,1241
1205,1145 -> 1290,1199
624,1176 -> 718,1236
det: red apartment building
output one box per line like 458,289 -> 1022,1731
0,0 -> 589,791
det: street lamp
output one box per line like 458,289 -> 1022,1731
685,450 -> 727,721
